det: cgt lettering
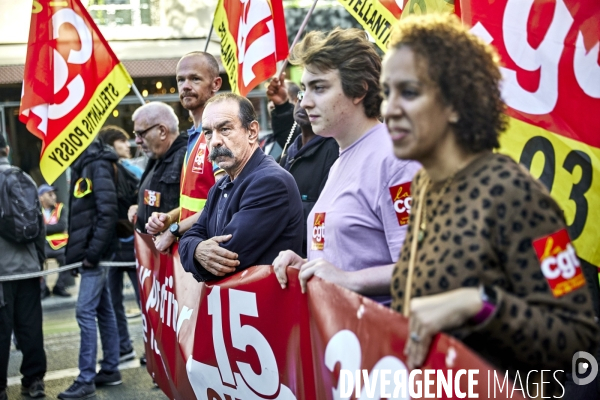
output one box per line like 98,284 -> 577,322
394,197 -> 411,214
541,243 -> 579,280
313,225 -> 325,243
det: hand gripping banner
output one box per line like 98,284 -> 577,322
19,0 -> 133,184
135,233 -> 525,399
213,0 -> 289,96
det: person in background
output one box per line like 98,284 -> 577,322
273,28 -> 421,304
382,14 -> 598,396
0,134 -> 47,399
267,76 -> 302,153
267,77 -> 339,257
126,102 -> 187,367
59,138 -> 122,399
127,102 -> 187,236
39,183 -> 73,298
98,126 -> 141,365
144,52 -> 222,255
98,125 -> 143,179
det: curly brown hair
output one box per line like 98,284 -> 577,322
388,14 -> 507,152
288,28 -> 383,119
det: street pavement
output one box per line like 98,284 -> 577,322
5,269 -> 168,400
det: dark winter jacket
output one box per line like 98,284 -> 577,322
65,140 -> 119,266
135,134 -> 187,233
271,101 -> 300,150
44,202 -> 68,259
280,135 -> 339,256
180,148 -> 304,282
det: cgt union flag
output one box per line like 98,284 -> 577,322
19,0 -> 133,184
213,0 -> 289,96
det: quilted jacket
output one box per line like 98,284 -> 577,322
65,140 -> 119,266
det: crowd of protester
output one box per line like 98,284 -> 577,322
1,13 -> 599,400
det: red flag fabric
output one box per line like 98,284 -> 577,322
19,0 -> 133,184
213,0 -> 289,96
458,0 -> 600,268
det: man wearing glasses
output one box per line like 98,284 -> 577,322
127,102 -> 187,236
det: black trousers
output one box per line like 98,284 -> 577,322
0,278 -> 46,390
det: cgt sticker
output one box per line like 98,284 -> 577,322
532,228 -> 585,298
312,212 -> 326,251
389,182 -> 412,226
144,189 -> 161,207
192,142 -> 207,174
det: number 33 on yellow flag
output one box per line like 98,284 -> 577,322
455,0 -> 600,271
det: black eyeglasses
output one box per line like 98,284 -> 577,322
133,123 -> 160,139
297,91 -> 305,102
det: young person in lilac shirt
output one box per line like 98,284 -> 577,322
273,28 -> 421,304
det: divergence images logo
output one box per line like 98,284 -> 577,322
572,351 -> 599,386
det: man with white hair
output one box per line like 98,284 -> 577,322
127,102 -> 187,236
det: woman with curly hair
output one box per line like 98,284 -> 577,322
382,13 -> 598,393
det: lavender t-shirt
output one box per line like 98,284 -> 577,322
307,123 -> 421,298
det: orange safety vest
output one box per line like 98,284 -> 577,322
44,203 -> 69,250
179,132 -> 215,221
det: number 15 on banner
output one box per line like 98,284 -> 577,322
186,287 -> 296,400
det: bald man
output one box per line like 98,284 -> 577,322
144,52 -> 223,253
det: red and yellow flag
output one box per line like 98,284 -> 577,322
458,0 -> 600,268
213,0 -> 289,96
343,0 -> 600,266
336,0 -> 453,51
19,0 -> 133,184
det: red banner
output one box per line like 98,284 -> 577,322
135,233 -> 525,399
19,0 -> 132,184
213,0 -> 289,96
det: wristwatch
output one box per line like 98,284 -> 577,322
169,222 -> 182,238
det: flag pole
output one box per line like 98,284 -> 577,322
130,83 -> 146,106
277,0 -> 319,79
204,17 -> 215,53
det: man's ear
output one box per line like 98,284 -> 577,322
247,120 -> 260,143
212,76 -> 223,93
158,124 -> 169,140
352,81 -> 369,105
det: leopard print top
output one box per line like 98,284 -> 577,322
391,152 -> 598,374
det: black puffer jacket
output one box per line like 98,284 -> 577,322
65,140 -> 119,265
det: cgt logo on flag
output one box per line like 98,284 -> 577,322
213,0 -> 289,96
532,228 -> 586,298
389,182 -> 411,226
19,0 -> 132,185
